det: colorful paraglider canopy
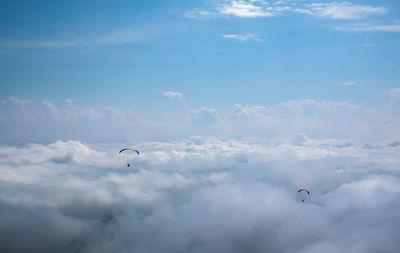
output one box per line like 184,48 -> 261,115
119,148 -> 139,155
298,189 -> 310,194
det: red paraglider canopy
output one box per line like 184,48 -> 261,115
298,189 -> 310,194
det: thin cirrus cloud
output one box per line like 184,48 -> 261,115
218,33 -> 262,41
184,8 -> 213,19
0,26 -> 157,49
333,23 -> 400,32
343,81 -> 356,86
305,2 -> 387,19
2,96 -> 29,105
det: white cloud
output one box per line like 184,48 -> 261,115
187,1 -> 386,20
219,33 -> 262,41
279,98 -> 360,111
233,104 -> 268,118
343,81 -> 356,86
307,2 -> 387,19
43,99 -> 102,121
104,106 -> 155,127
234,99 -> 360,119
1,96 -> 33,121
189,107 -> 219,125
334,23 -> 400,32
2,96 -> 400,144
104,106 -> 137,125
184,8 -> 213,19
163,91 -> 185,102
80,107 -> 103,120
387,88 -> 400,99
4,96 -> 30,105
230,98 -> 400,139
0,136 -> 400,252
65,98 -> 75,105
217,0 -> 276,18
0,140 -> 111,168
42,100 -> 62,120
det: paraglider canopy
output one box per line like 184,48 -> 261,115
298,189 -> 310,195
119,148 -> 139,155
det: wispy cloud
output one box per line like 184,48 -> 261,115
2,95 -> 400,142
218,33 -> 262,41
231,97 -> 400,139
1,96 -> 32,121
187,1 -> 387,20
184,8 -> 214,19
333,23 -> 400,32
42,100 -> 61,120
43,99 -> 102,121
3,96 -> 30,105
387,88 -> 400,99
306,2 -> 387,19
343,81 -> 356,86
104,106 -> 138,125
0,27 -> 157,49
104,106 -> 155,126
234,99 -> 361,119
163,91 -> 185,102
189,107 -> 219,125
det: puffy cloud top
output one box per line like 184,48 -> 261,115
1,136 -> 400,252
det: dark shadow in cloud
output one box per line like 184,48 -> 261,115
50,153 -> 74,164
0,201 -> 95,253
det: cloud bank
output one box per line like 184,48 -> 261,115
1,95 -> 400,142
1,135 -> 400,252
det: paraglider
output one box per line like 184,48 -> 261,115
298,188 -> 310,202
119,148 -> 139,155
119,148 -> 139,167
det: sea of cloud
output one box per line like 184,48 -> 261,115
0,134 -> 400,252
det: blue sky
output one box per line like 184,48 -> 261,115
1,0 -> 400,143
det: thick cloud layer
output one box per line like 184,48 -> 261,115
1,135 -> 400,252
